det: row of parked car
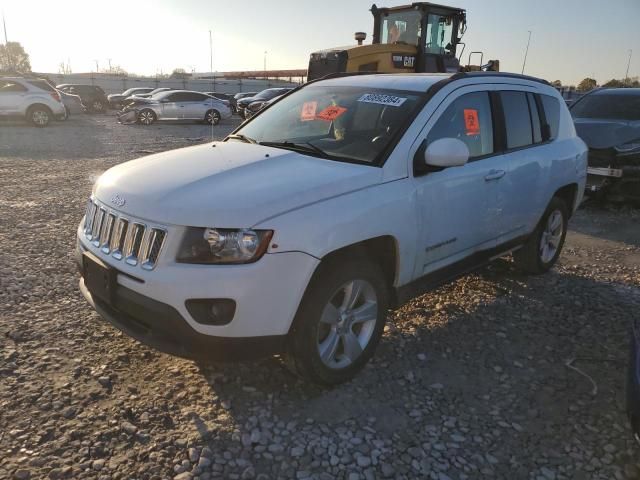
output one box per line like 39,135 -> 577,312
0,74 -> 297,127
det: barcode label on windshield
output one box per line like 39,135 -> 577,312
357,93 -> 407,107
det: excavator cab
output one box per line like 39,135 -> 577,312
307,2 -> 498,81
372,3 -> 465,73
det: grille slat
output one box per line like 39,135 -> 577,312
82,199 -> 166,270
91,208 -> 106,246
100,214 -> 116,253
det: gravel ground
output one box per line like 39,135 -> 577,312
1,114 -> 640,480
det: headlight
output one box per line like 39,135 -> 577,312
249,102 -> 265,111
615,141 -> 640,154
177,227 -> 273,264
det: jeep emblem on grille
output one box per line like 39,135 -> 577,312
111,194 -> 126,207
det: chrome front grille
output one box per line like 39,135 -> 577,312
83,199 -> 166,270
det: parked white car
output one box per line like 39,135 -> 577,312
120,90 -> 232,125
78,73 -> 587,384
0,77 -> 67,126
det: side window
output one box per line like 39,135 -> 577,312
426,91 -> 494,159
168,92 -> 190,102
500,91 -> 533,149
527,93 -> 542,143
190,93 -> 209,102
539,94 -> 560,140
0,81 -> 27,93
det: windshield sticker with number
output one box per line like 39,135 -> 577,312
463,109 -> 480,136
316,105 -> 347,121
357,93 -> 407,107
300,101 -> 318,121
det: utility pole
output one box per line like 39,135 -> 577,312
264,50 -> 267,84
521,30 -> 532,74
107,58 -> 112,72
2,10 -> 7,44
209,30 -> 215,90
94,59 -> 99,72
625,49 -> 633,84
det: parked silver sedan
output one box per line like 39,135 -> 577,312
121,90 -> 232,125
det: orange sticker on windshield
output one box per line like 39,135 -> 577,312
464,109 -> 480,136
300,101 -> 318,121
317,105 -> 347,121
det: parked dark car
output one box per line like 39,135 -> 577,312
56,84 -> 109,112
132,87 -> 173,99
107,87 -> 155,109
236,88 -> 292,118
628,318 -> 640,444
244,94 -> 284,119
571,88 -> 640,203
204,92 -> 235,113
234,92 -> 257,101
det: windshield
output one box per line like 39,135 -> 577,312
381,10 -> 422,46
233,85 -> 424,164
571,93 -> 640,121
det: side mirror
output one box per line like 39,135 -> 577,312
424,138 -> 470,168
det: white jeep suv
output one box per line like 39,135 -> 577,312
77,72 -> 587,384
0,77 -> 67,126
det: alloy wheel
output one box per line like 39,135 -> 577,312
539,209 -> 564,263
317,279 -> 378,369
138,111 -> 155,125
207,111 -> 220,125
32,110 -> 49,126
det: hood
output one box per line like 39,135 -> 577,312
238,96 -> 258,106
574,118 -> 640,149
94,142 -> 382,227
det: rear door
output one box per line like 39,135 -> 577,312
0,80 -> 28,115
494,90 -> 547,244
183,92 -> 211,119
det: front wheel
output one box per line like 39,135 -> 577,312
513,197 -> 569,274
137,109 -> 156,125
205,109 -> 221,125
286,256 -> 389,385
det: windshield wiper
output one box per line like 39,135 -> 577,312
259,140 -> 329,158
226,133 -> 257,144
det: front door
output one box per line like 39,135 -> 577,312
161,92 -> 187,119
413,90 -> 506,277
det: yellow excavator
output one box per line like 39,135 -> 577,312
307,2 -> 499,81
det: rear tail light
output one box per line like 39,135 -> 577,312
50,91 -> 61,103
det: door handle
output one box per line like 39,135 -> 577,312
484,169 -> 506,181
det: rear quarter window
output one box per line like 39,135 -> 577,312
540,94 -> 560,140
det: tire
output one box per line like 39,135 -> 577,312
137,109 -> 156,125
513,196 -> 569,274
205,109 -> 221,125
91,99 -> 105,113
27,105 -> 51,127
286,255 -> 389,385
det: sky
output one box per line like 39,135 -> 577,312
2,0 -> 639,86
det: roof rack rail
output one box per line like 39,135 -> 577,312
451,71 -> 551,86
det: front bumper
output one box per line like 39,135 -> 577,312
79,275 -> 285,361
76,225 -> 319,358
